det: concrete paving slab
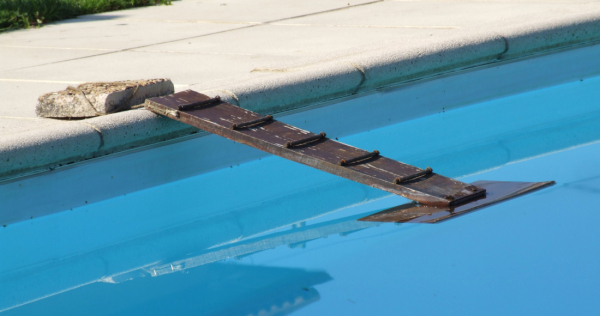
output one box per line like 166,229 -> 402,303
285,0 -> 598,27
0,81 -> 74,117
0,0 -> 379,54
0,48 -> 293,117
0,49 -> 290,90
0,0 -> 380,74
0,117 -> 64,136
0,17 -> 453,118
190,29 -> 507,112
98,0 -> 380,24
0,19 -> 239,53
136,24 -> 454,58
0,46 -> 106,71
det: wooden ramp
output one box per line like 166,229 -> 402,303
145,90 -> 487,206
145,90 -> 555,214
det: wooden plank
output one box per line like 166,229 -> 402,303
145,90 -> 485,206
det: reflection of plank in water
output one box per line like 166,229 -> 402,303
359,181 -> 555,223
0,184 -> 377,313
146,216 -> 378,277
3,263 -> 332,316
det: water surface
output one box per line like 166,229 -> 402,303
1,75 -> 600,315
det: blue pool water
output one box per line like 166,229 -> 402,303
1,75 -> 600,315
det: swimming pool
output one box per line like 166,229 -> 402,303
2,47 -> 600,315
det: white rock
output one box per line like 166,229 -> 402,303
36,79 -> 174,118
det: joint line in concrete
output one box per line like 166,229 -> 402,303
0,116 -> 47,121
497,35 -> 510,60
347,62 -> 367,94
75,122 -> 104,150
204,89 -> 241,107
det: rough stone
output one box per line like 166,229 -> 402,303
35,79 -> 174,118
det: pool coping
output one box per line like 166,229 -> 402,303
2,12 -> 600,180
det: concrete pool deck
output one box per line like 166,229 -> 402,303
2,0 -> 600,180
